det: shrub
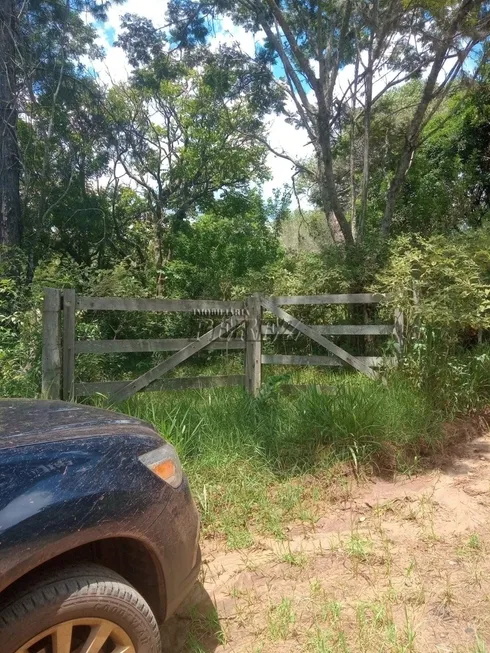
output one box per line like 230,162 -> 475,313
377,231 -> 490,337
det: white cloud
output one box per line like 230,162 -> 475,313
263,111 -> 313,197
210,16 -> 265,58
91,0 -> 169,84
106,0 -> 168,31
92,43 -> 130,85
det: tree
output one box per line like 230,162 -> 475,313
0,0 -> 21,247
20,76 -> 112,275
348,73 -> 490,236
279,208 -> 334,253
168,0 -> 490,244
167,190 -> 282,298
106,18 -> 275,291
0,0 -> 122,254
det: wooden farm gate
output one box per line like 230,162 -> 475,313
41,289 -> 402,402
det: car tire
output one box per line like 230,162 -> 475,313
0,562 -> 161,653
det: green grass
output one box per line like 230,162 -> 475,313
267,598 -> 296,640
472,636 -> 489,653
344,534 -> 373,561
278,549 -> 309,567
457,533 -> 484,558
111,374 -> 443,547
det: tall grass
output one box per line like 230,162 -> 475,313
291,376 -> 441,471
117,376 -> 442,546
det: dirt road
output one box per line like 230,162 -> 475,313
162,429 -> 490,652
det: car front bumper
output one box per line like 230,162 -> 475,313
151,475 -> 201,620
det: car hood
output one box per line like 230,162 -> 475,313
0,399 -> 161,450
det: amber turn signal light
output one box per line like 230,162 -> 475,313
139,444 -> 183,488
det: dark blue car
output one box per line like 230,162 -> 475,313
0,399 -> 201,653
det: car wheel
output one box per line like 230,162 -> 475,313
0,562 -> 161,653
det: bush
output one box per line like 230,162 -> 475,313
0,251 -> 41,397
374,230 -> 490,416
377,231 -> 490,336
400,336 -> 490,416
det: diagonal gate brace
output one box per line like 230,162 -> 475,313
108,314 -> 245,404
260,297 -> 377,380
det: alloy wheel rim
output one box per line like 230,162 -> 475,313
14,617 -> 136,653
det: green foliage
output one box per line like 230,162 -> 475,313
377,230 -> 490,413
399,336 -> 490,415
0,304 -> 42,398
15,0 -> 122,268
104,32 -> 272,286
306,77 -> 490,240
386,81 -> 490,235
0,249 -> 41,397
167,190 -> 282,299
279,209 -> 334,254
378,231 -> 490,333
291,377 -> 440,470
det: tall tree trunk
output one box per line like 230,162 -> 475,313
317,102 -> 354,245
380,145 -> 414,238
349,51 -> 359,240
358,0 -> 377,242
358,65 -> 372,242
0,0 -> 21,247
154,203 -> 172,296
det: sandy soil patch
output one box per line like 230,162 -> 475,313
162,430 -> 490,652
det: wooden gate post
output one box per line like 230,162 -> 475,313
245,293 -> 262,396
62,289 -> 76,401
394,308 -> 404,355
42,288 -> 62,399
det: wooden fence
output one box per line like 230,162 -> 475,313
42,289 -> 402,403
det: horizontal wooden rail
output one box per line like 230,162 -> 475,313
262,324 -> 393,336
261,297 -> 378,380
76,296 -> 245,313
75,338 -> 245,354
109,316 -> 244,403
75,375 -> 244,397
266,293 -> 389,306
262,355 -> 395,368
